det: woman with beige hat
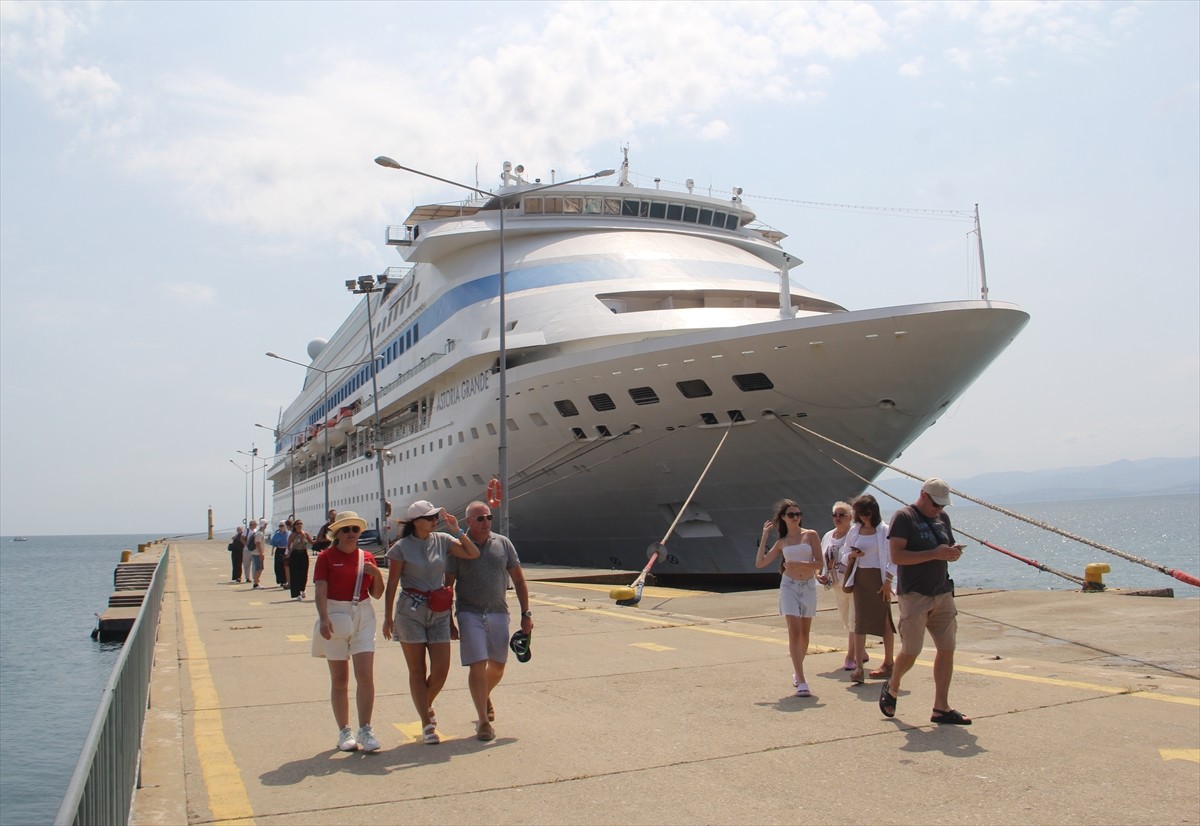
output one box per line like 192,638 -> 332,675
383,500 -> 480,744
312,511 -> 386,752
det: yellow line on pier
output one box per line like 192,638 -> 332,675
175,552 -> 256,824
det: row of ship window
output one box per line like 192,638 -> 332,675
523,194 -> 743,231
552,372 -> 774,418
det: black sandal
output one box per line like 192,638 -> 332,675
931,708 -> 972,725
879,683 -> 897,718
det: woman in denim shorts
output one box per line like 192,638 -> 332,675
382,500 -> 479,744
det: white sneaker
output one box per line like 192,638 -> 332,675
358,725 -> 381,752
337,726 -> 358,751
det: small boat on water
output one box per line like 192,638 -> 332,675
263,151 -> 1028,578
12,537 -> 28,542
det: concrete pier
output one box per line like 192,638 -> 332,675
133,539 -> 1198,825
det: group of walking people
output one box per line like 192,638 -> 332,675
228,513 -> 331,600
759,478 -> 971,725
309,498 -> 533,753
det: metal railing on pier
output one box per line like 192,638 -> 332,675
54,546 -> 170,826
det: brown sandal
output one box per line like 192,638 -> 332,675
850,666 -> 865,684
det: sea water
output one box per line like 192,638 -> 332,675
1,497 -> 1197,824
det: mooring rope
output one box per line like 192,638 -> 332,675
779,416 -> 1200,589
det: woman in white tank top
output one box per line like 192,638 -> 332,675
756,499 -> 823,697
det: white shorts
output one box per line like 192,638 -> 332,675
457,611 -> 511,666
311,599 -> 376,660
779,575 -> 818,618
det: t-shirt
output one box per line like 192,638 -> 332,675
888,505 -> 956,596
313,547 -> 376,602
386,532 -> 454,593
446,533 -> 519,615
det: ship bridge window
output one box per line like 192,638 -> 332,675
676,379 -> 712,399
588,393 -> 616,412
554,400 -> 580,417
604,198 -> 621,215
584,196 -> 603,214
525,196 -> 543,214
628,386 -> 660,406
563,196 -> 582,214
649,201 -> 666,219
683,205 -> 698,223
732,372 -> 775,391
699,208 -> 713,226
544,196 -> 563,213
667,203 -> 683,221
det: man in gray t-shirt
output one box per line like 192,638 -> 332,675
445,500 -> 533,741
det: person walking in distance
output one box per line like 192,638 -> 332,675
820,502 -> 857,670
228,526 -> 246,583
243,520 -> 260,584
288,519 -> 313,600
312,511 -> 386,752
445,500 -> 533,741
271,521 -> 290,589
880,478 -> 971,725
313,509 -> 337,552
248,520 -> 267,588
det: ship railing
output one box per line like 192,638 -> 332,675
361,351 -> 445,416
54,546 -> 170,826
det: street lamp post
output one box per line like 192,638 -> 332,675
236,446 -> 259,524
228,458 -> 250,526
345,274 -> 391,543
266,351 -> 382,524
255,423 -> 297,517
372,157 -> 615,534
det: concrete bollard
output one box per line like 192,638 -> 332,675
1082,562 -> 1111,592
121,550 -> 132,563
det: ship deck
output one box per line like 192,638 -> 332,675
133,540 -> 1198,825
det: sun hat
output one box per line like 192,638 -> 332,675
328,510 -> 368,534
509,629 -> 532,663
406,500 -> 441,520
921,478 -> 953,507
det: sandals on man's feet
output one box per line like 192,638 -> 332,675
879,683 -> 897,718
476,722 -> 496,741
486,699 -> 495,722
931,708 -> 972,725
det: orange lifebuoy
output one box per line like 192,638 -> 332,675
486,478 -> 503,508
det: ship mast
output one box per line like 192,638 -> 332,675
974,204 -> 990,301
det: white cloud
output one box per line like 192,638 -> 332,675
945,47 -> 973,71
698,119 -> 730,140
899,56 -> 925,77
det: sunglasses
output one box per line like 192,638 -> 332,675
474,514 -> 494,522
784,511 -> 802,519
340,526 -> 361,534
831,512 -> 848,519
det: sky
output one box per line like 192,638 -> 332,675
1,0 -> 1197,536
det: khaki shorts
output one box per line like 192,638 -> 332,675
897,591 -> 957,657
311,599 -> 376,660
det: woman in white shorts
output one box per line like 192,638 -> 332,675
755,499 -> 823,697
382,500 -> 479,744
312,511 -> 385,753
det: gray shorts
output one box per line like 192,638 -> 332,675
779,575 -> 818,618
392,593 -> 451,644
457,611 -> 511,666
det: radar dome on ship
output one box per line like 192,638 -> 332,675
307,338 -> 327,360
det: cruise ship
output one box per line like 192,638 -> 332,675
264,152 -> 1028,578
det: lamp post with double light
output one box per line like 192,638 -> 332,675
228,458 -> 251,526
372,157 -> 615,533
266,351 -> 388,525
345,273 -> 391,543
235,446 -> 263,523
255,423 -> 297,516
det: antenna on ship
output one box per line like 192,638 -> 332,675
973,204 -> 990,302
618,144 -> 630,187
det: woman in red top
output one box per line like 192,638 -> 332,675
312,511 -> 385,752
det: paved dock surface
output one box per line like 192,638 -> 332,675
135,540 -> 1199,825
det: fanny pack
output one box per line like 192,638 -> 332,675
403,585 -> 454,613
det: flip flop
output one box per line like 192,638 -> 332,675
879,683 -> 897,718
509,630 -> 532,663
931,708 -> 972,726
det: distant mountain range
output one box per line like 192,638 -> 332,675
875,456 -> 1199,506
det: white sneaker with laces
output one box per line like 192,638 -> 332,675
358,725 -> 381,752
337,726 -> 359,751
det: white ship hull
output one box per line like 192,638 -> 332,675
265,157 -> 1028,578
